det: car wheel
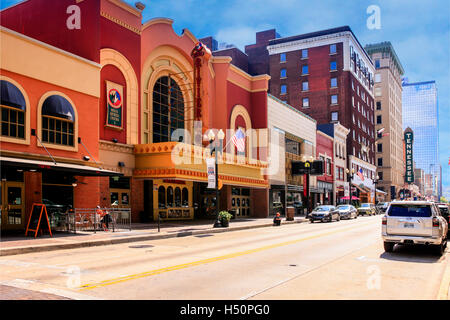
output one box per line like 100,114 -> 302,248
384,241 -> 394,252
434,242 -> 445,256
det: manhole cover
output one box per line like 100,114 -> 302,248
128,245 -> 154,249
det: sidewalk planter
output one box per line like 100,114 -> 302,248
219,211 -> 232,227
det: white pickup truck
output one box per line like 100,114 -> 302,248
382,201 -> 448,256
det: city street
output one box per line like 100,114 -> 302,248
0,215 -> 448,300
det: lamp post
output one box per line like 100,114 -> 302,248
345,168 -> 355,205
373,174 -> 379,204
208,129 -> 225,228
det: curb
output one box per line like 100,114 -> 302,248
1,219 -> 308,257
437,258 -> 450,300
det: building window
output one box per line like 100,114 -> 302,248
302,81 -> 309,91
326,158 -> 331,175
331,111 -> 338,121
280,53 -> 286,63
330,44 -> 337,54
301,49 -> 308,59
302,97 -> 309,108
375,73 -> 381,83
377,115 -> 382,124
331,78 -> 337,88
330,61 -> 337,71
376,101 -> 381,110
153,76 -> 185,143
375,59 -> 380,68
280,68 -> 287,78
302,65 -> 309,75
281,84 -> 287,95
378,171 -> 383,180
377,143 -> 382,152
331,94 -> 338,105
1,80 -> 26,140
377,158 -> 383,167
41,95 -> 75,146
375,87 -> 382,97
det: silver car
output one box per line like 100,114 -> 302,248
336,205 -> 358,220
382,201 -> 448,256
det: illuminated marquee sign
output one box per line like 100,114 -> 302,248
404,128 -> 414,183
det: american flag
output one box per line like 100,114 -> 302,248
357,168 -> 364,181
232,128 -> 245,153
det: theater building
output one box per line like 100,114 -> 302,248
1,0 -> 270,226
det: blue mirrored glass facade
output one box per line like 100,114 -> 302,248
402,80 -> 440,197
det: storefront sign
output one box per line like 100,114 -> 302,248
404,129 -> 414,183
344,183 -> 350,197
206,157 -> 216,189
106,81 -> 123,129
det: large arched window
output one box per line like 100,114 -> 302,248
41,95 -> 75,146
152,76 -> 184,143
1,80 -> 26,139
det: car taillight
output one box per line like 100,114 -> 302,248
382,216 -> 387,225
432,217 -> 439,227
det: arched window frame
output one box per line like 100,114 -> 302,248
0,76 -> 31,145
37,91 -> 78,152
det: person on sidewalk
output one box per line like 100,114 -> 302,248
96,206 -> 112,231
273,212 -> 281,226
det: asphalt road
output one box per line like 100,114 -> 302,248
0,215 -> 448,300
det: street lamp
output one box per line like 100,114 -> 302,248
345,168 -> 355,205
373,174 -> 379,204
208,129 -> 225,228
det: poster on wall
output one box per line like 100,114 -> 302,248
106,81 -> 123,129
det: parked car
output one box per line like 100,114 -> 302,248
358,203 -> 376,216
310,205 -> 340,223
336,205 -> 358,220
376,202 -> 388,214
382,201 -> 448,256
437,203 -> 450,237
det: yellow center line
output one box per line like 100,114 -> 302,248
79,221 -> 375,291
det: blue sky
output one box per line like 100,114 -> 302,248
2,0 -> 449,198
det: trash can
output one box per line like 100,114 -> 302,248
286,207 -> 295,221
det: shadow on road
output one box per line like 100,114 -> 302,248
379,244 -> 447,263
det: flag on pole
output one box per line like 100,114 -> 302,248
357,168 -> 364,181
232,128 -> 246,153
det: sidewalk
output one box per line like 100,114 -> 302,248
0,217 -> 309,257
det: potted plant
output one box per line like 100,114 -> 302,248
218,211 -> 232,227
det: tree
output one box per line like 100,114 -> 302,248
440,196 -> 448,203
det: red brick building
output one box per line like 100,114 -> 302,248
316,130 -> 334,205
245,26 -> 377,203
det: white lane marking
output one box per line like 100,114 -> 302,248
0,260 -> 66,270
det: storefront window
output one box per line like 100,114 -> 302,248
0,80 -> 26,140
167,186 -> 174,207
158,186 -> 166,208
174,187 -> 181,207
182,187 -> 188,207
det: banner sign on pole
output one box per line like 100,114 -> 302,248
206,157 -> 216,189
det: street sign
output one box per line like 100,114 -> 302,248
291,160 -> 324,176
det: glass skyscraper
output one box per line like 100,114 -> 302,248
402,80 -> 440,198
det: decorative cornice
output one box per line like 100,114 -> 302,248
142,17 -> 174,30
107,0 -> 142,18
99,140 -> 134,153
100,11 -> 141,35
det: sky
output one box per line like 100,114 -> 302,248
1,0 -> 449,198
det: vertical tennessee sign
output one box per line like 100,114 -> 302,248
106,81 -> 123,129
404,128 -> 414,183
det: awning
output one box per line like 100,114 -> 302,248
341,196 -> 360,200
0,156 -> 123,177
376,188 -> 387,195
352,183 -> 370,193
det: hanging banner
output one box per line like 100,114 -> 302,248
106,81 -> 123,129
206,157 -> 216,189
